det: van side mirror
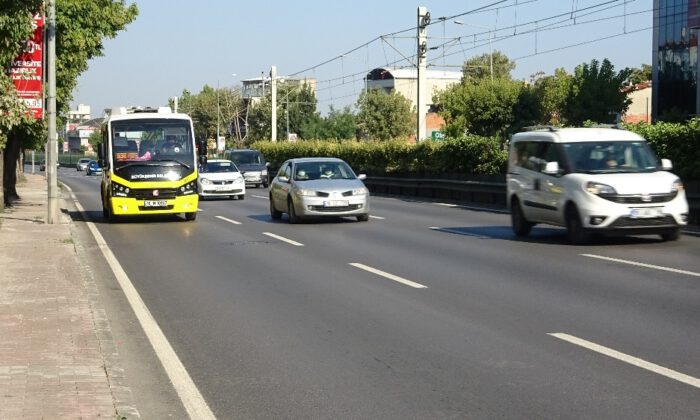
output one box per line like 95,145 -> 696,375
542,161 -> 560,175
660,158 -> 673,171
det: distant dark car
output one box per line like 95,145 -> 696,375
223,149 -> 269,188
86,160 -> 102,176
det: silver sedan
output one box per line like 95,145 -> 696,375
269,157 -> 370,223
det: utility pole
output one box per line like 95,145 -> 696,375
47,0 -> 58,223
270,65 -> 277,142
416,6 -> 429,143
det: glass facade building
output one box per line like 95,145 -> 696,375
653,0 -> 700,120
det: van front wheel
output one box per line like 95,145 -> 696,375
511,199 -> 533,237
566,205 -> 591,245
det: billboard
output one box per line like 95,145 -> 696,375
9,13 -> 43,119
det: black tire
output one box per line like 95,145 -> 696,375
357,214 -> 369,222
287,198 -> 300,224
270,195 -> 282,220
238,194 -> 245,200
185,211 -> 197,221
660,229 -> 681,241
511,198 -> 533,237
565,205 -> 591,245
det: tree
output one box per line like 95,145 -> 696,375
356,88 -> 413,141
462,50 -> 515,81
563,58 -> 632,126
1,0 -> 137,207
434,78 -> 524,138
247,83 -> 318,142
301,106 -> 357,140
628,64 -> 652,85
532,68 -> 572,125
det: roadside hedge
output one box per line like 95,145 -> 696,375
625,119 -> 700,180
251,135 -> 508,176
252,121 -> 699,182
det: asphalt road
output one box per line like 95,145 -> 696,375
60,167 -> 700,419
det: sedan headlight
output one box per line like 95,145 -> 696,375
294,188 -> 316,197
200,178 -> 212,185
351,187 -> 368,195
585,181 -> 616,195
671,178 -> 684,192
234,177 -> 244,184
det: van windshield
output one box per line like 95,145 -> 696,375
561,141 -> 660,174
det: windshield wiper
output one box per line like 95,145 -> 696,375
152,158 -> 192,169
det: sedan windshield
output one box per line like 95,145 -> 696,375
293,161 -> 357,181
201,161 -> 239,173
561,141 -> 660,173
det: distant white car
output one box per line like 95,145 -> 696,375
198,159 -> 246,200
76,158 -> 92,171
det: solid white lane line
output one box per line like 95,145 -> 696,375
549,333 -> 700,389
66,189 -> 216,419
369,215 -> 384,220
429,226 -> 490,239
349,263 -> 428,289
434,202 -> 459,208
215,215 -> 241,225
581,254 -> 700,278
262,232 -> 304,246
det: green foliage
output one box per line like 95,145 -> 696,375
247,83 -> 318,142
434,77 -> 524,138
462,50 -> 515,81
625,119 -> 700,180
628,64 -> 652,85
563,58 -> 632,126
532,68 -> 571,124
251,136 -> 507,176
356,88 -> 413,141
88,129 -> 102,149
301,106 -> 357,140
173,85 -> 245,144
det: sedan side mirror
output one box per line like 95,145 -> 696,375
357,174 -> 367,180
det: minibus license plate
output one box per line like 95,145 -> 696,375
630,207 -> 662,218
144,200 -> 168,207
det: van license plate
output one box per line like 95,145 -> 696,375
144,200 -> 168,207
629,207 -> 662,218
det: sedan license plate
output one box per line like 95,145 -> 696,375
323,200 -> 348,207
144,200 -> 168,208
629,207 -> 662,218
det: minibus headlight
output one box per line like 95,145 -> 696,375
586,181 -> 616,195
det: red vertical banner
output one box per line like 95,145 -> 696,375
9,13 -> 44,119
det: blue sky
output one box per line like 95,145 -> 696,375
71,0 -> 652,117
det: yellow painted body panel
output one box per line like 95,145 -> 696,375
105,173 -> 199,216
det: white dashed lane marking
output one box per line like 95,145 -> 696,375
263,232 -> 304,247
349,263 -> 428,289
549,333 -> 700,389
581,254 -> 700,278
215,215 -> 241,225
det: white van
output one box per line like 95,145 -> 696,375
507,127 -> 689,244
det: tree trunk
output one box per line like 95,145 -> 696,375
3,135 -> 21,204
0,150 -> 4,211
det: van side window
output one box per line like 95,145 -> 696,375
513,141 -> 543,171
540,142 -> 563,172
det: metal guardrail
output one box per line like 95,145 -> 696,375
364,175 -> 700,225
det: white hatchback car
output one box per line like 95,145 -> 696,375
198,159 -> 246,200
507,127 -> 689,244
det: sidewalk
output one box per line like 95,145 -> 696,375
0,173 -> 138,419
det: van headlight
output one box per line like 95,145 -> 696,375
671,179 -> 684,192
586,181 -> 616,195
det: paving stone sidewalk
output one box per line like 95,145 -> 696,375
0,173 -> 138,419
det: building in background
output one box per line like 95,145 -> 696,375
365,67 -> 462,140
622,82 -> 652,124
652,0 -> 700,121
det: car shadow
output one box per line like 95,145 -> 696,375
248,214 -> 362,225
432,225 -> 667,246
64,208 -> 191,224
